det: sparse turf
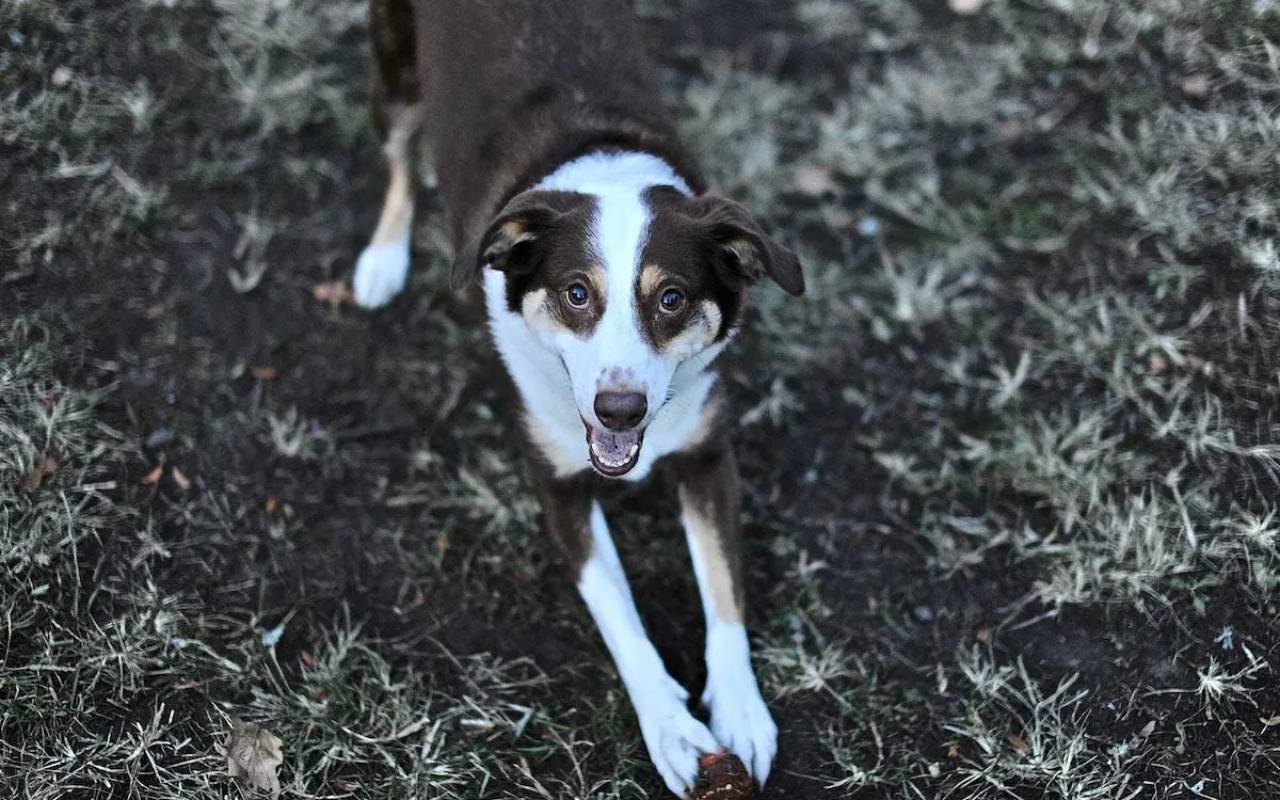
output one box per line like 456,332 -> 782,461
3,0 -> 1279,797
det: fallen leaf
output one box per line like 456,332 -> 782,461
171,466 -> 191,491
21,454 -> 60,493
250,366 -> 280,380
1007,733 -> 1028,754
975,626 -> 992,644
949,0 -> 988,14
1139,720 -> 1156,738
264,496 -> 278,514
226,721 -> 284,799
312,280 -> 353,309
1181,74 -> 1212,98
141,464 -> 164,486
1261,715 -> 1280,728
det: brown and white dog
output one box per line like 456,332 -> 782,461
352,1 -> 803,794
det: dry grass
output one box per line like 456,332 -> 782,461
3,0 -> 1279,797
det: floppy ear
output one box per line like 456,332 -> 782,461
690,195 -> 804,296
449,193 -> 569,290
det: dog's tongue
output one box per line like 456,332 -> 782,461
589,427 -> 641,469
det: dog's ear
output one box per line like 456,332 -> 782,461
687,195 -> 804,297
450,192 -> 573,290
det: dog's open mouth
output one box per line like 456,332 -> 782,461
585,422 -> 644,477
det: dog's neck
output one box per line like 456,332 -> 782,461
484,150 -> 722,481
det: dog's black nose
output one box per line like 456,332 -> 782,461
594,391 -> 647,430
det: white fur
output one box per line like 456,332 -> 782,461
353,237 -> 411,308
700,623 -> 778,785
577,504 -> 718,796
484,151 -> 727,481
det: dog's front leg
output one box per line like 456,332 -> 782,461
673,442 -> 778,786
535,474 -> 718,796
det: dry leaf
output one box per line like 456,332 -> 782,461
141,464 -> 164,486
226,721 -> 284,799
171,466 -> 191,491
1261,715 -> 1280,728
1139,720 -> 1156,738
949,0 -> 988,14
21,454 -> 60,493
312,280 -> 353,309
975,626 -> 992,644
250,366 -> 280,380
1007,733 -> 1028,753
264,496 -> 278,514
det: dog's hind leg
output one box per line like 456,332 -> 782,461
674,442 -> 778,787
353,0 -> 424,308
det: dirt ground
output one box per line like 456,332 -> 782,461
3,0 -> 1280,797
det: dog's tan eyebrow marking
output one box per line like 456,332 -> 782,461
638,263 -> 666,296
587,262 -> 608,298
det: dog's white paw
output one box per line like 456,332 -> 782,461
703,664 -> 778,786
352,237 -> 410,308
633,674 -> 720,797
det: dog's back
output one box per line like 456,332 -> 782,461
408,0 -> 703,248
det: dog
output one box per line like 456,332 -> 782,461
352,1 -> 803,794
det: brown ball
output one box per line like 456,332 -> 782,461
690,751 -> 753,800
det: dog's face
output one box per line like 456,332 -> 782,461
454,186 -> 803,477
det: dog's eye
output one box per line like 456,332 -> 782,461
564,282 -> 590,309
658,287 -> 685,313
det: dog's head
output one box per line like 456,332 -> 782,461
453,183 -> 803,478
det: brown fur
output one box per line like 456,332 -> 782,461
670,439 -> 747,621
384,0 -> 707,257
366,1 -> 794,611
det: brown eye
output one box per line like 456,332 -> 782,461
564,282 -> 590,309
658,287 -> 685,313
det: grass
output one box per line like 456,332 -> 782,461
3,0 -> 1280,797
